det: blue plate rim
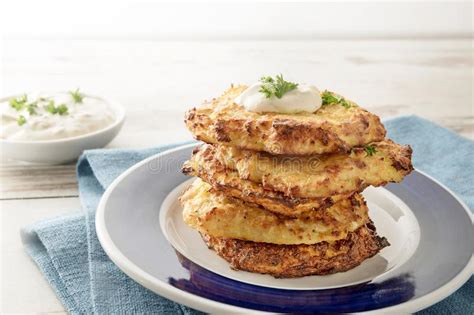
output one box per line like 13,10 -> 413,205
96,143 -> 474,314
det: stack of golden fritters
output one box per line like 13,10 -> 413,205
180,85 -> 413,278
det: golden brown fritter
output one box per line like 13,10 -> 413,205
185,85 -> 386,155
181,179 -> 369,245
202,223 -> 389,278
182,158 -> 348,216
183,139 -> 413,200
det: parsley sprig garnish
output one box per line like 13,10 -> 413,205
11,90 -> 81,126
364,145 -> 377,156
321,90 -> 351,109
45,100 -> 69,115
26,102 -> 38,115
9,94 -> 28,111
69,88 -> 84,103
56,104 -> 69,115
259,74 -> 298,99
17,115 -> 27,126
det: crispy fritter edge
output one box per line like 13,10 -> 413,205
185,85 -> 387,155
180,179 -> 370,245
202,222 -> 389,278
184,140 -> 413,200
182,157 -> 352,216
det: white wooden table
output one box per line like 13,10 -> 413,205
1,39 -> 472,313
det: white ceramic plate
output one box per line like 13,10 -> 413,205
160,178 -> 421,290
96,144 -> 474,314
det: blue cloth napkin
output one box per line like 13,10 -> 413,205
21,116 -> 473,314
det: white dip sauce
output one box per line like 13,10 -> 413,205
234,82 -> 322,114
0,91 -> 117,141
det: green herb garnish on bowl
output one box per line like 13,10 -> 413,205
17,115 -> 27,126
69,88 -> 84,103
9,94 -> 28,111
45,100 -> 69,115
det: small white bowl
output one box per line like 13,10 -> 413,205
0,94 -> 125,164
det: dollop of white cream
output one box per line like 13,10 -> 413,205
234,82 -> 322,114
0,92 -> 117,141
